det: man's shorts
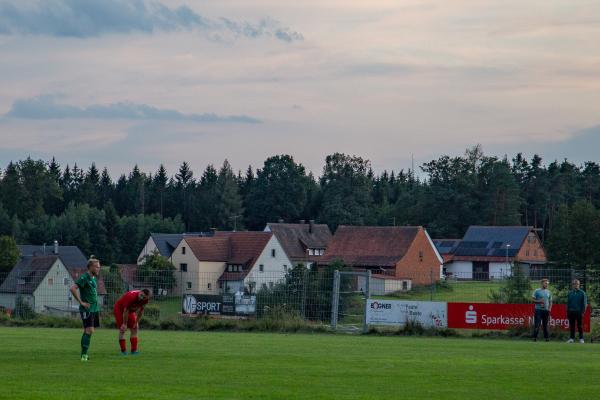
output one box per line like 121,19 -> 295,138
114,308 -> 137,329
80,311 -> 100,329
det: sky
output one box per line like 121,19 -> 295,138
1,0 -> 599,177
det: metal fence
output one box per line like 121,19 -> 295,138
0,265 -> 598,332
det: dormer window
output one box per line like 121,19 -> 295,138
308,249 -> 314,256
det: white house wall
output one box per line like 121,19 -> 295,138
32,259 -> 76,313
445,261 -> 473,280
137,237 -> 158,265
244,236 -> 292,291
490,262 -> 512,279
358,277 -> 412,296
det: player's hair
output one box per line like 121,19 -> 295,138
572,279 -> 580,285
142,288 -> 151,296
87,256 -> 100,269
541,278 -> 549,283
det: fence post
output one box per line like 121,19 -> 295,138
301,268 -> 308,319
362,270 -> 371,334
330,270 -> 340,330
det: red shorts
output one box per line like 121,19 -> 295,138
114,306 -> 137,329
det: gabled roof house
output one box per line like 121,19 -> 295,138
434,226 -> 547,280
264,221 -> 332,267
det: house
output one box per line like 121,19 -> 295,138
264,221 -> 332,268
320,226 -> 443,294
136,232 -> 213,264
170,231 -> 292,295
434,226 -> 547,280
0,255 -> 106,315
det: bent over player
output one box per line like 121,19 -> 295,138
113,289 -> 151,355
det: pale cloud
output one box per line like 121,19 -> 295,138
4,94 -> 261,124
0,0 -> 302,42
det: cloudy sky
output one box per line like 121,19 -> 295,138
1,0 -> 599,176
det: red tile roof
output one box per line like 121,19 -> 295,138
216,231 -> 273,269
185,236 -> 231,261
220,231 -> 272,280
186,232 -> 274,281
321,226 -> 420,267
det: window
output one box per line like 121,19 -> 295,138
186,282 -> 192,290
259,264 -> 264,272
48,278 -> 53,286
208,283 -> 212,290
402,281 -> 408,291
308,249 -> 314,256
283,265 -> 288,272
526,250 -> 530,257
228,265 -> 233,272
271,249 -> 276,257
63,277 -> 69,285
180,263 -> 188,272
182,246 -> 186,254
419,250 -> 424,262
269,282 -> 274,288
219,282 -> 223,289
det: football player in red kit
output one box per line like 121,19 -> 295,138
113,289 -> 151,355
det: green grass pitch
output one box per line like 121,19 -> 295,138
0,327 -> 598,400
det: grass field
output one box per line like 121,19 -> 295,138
1,327 -> 598,400
379,281 -> 514,302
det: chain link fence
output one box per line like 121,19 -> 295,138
1,264 -> 599,333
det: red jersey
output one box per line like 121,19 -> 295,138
115,290 -> 149,313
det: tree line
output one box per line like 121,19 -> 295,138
1,146 -> 599,267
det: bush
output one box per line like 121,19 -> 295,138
14,296 -> 36,320
144,303 -> 161,320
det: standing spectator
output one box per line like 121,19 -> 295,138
566,279 -> 587,343
532,278 -> 552,342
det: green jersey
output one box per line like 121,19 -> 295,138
75,272 -> 99,313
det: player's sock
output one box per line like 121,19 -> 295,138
130,337 -> 138,353
119,339 -> 126,353
81,333 -> 91,355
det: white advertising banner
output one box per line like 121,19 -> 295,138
366,300 -> 448,328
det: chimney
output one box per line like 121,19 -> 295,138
43,243 -> 46,255
299,219 -> 305,224
278,219 -> 284,223
309,220 -> 315,234
53,240 -> 59,255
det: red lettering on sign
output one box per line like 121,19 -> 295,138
447,303 -> 591,332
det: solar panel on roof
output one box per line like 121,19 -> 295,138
491,241 -> 504,249
490,249 -> 519,257
455,248 -> 489,257
457,241 -> 488,249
